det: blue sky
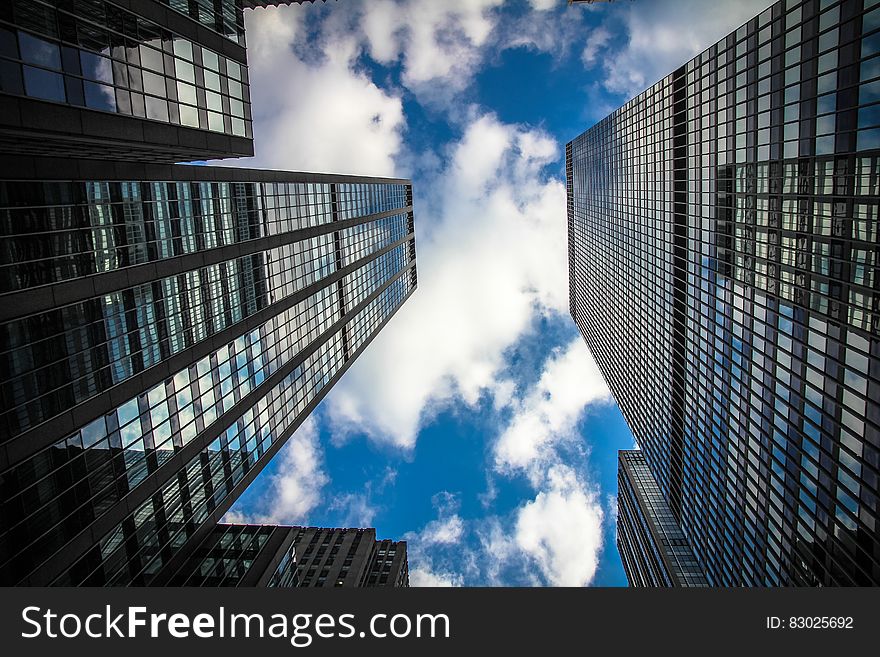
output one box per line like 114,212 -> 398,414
226,0 -> 772,586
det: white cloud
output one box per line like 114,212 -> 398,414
581,26 -> 611,67
312,0 -> 506,107
225,416 -> 328,525
325,113 -> 570,448
389,0 -> 503,92
419,514 -> 465,546
403,492 -> 470,587
360,0 -> 403,64
328,492 -> 377,527
247,0 -> 591,117
239,6 -> 405,175
600,0 -> 774,98
409,491 -> 464,546
528,0 -> 559,11
495,3 -> 588,71
405,465 -> 606,587
482,340 -> 609,586
476,518 -> 532,585
512,464 -> 604,586
494,336 -> 611,479
469,466 -> 606,587
408,568 -> 463,587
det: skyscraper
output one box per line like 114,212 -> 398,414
569,0 -> 879,586
172,525 -> 408,587
617,450 -> 708,587
0,0 -> 417,586
0,0 -> 257,161
0,163 -> 416,587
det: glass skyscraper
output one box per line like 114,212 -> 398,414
0,0 -> 262,161
0,165 -> 416,586
173,524 -> 409,588
617,450 -> 709,587
0,1 -> 417,587
569,0 -> 879,586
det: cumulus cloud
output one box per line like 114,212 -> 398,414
481,339 -> 609,586
405,465 -> 606,587
246,0 -> 595,118
239,6 -> 405,175
494,336 -> 611,480
328,493 -> 377,527
370,0 -> 503,94
291,0 -> 507,109
598,0 -> 774,98
225,417 -> 329,524
404,492 -> 469,587
417,492 -> 465,545
405,339 -> 611,587
408,569 -> 464,587
511,464 -> 604,586
325,113 -> 569,448
581,26 -> 611,67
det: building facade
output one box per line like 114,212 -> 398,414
172,524 -> 409,587
569,0 -> 879,585
617,450 -> 708,587
0,0 -> 259,161
0,163 -> 416,586
0,1 -> 416,587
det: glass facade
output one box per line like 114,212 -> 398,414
173,524 -> 408,588
0,179 -> 409,439
173,523 -> 300,587
617,450 -> 709,587
0,0 -> 252,138
163,0 -> 246,44
569,0 -> 880,586
0,167 -> 417,586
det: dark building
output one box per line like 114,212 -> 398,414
617,450 -> 708,587
0,163 -> 417,586
173,524 -> 409,587
0,1 -> 327,161
569,0 -> 880,586
0,0 -> 258,161
173,523 -> 303,587
0,0 -> 417,587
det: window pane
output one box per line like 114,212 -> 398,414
18,31 -> 61,69
80,50 -> 113,83
0,60 -> 24,95
179,103 -> 199,127
84,81 -> 116,111
23,65 -> 65,101
145,96 -> 169,121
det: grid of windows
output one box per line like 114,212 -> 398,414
162,0 -> 246,45
50,274 -> 412,586
0,167 -> 417,586
178,523 -> 275,586
366,538 -> 407,587
0,179 -> 409,292
0,205 -> 411,443
617,451 -> 709,587
569,0 -> 880,586
0,0 -> 419,589
252,527 -> 409,589
0,1 -> 252,138
267,537 -> 300,588
0,244 -> 411,572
